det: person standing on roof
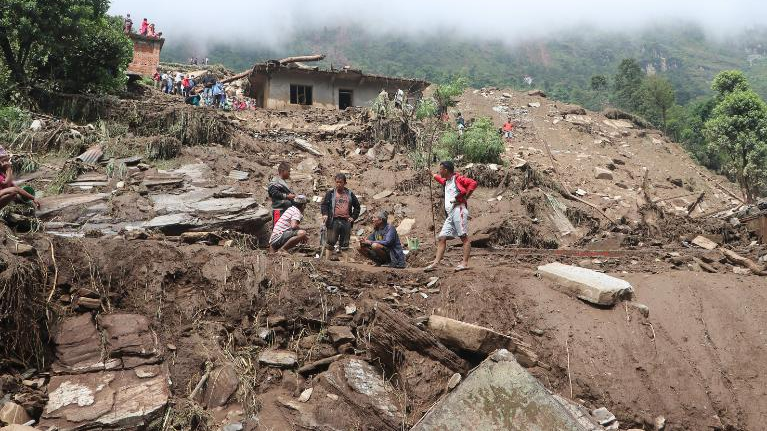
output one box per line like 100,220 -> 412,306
123,14 -> 133,33
321,173 -> 361,259
269,195 -> 308,254
139,18 -> 148,36
425,161 -> 477,272
358,211 -> 406,268
502,118 -> 514,141
268,162 -> 296,227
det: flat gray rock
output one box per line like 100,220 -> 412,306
258,349 -> 297,368
412,349 -> 598,431
538,262 -> 634,306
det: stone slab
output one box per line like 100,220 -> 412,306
538,262 -> 634,306
52,314 -> 104,374
691,235 -> 718,250
412,349 -> 598,431
41,369 -> 169,431
258,350 -> 297,368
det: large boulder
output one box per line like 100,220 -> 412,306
412,349 -> 599,430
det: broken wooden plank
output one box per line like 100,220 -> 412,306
366,302 -> 469,373
293,138 -> 322,156
721,248 -> 766,276
278,54 -> 326,65
691,235 -> 718,250
296,354 -> 344,376
427,315 -> 537,367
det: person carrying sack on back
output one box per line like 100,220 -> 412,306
320,173 -> 360,259
424,161 -> 477,273
268,162 -> 295,227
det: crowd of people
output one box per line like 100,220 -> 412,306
123,14 -> 163,38
188,57 -> 209,66
267,160 -> 477,272
151,69 -> 257,111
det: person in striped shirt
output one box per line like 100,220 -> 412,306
269,195 -> 308,253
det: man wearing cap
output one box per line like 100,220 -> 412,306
358,211 -> 406,268
269,195 -> 308,253
425,161 -> 477,272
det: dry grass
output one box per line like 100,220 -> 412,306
0,243 -> 49,368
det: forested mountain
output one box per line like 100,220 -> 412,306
163,23 -> 767,110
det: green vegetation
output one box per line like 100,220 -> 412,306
641,75 -> 675,131
704,71 -> 767,202
0,0 -> 132,99
437,118 -> 504,164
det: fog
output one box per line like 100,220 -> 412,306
109,0 -> 767,50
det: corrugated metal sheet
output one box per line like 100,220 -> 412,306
228,170 -> 249,181
75,146 -> 104,164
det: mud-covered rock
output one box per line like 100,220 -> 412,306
322,358 -> 404,430
52,314 -> 103,373
203,365 -> 240,408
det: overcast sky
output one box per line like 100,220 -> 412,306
109,0 -> 767,47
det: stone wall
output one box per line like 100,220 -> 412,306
127,34 -> 164,76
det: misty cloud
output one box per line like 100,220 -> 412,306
109,0 -> 767,50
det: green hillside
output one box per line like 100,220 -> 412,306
162,23 -> 767,110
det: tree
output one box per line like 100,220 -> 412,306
711,70 -> 750,96
590,75 -> 608,91
704,74 -> 767,202
0,0 -> 132,93
433,76 -> 468,116
613,58 -> 644,112
641,76 -> 675,131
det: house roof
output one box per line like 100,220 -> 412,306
250,61 -> 430,92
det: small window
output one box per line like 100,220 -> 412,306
290,84 -> 313,105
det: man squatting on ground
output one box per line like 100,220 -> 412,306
269,194 -> 308,253
358,211 -> 406,268
268,162 -> 296,227
425,160 -> 478,272
320,173 -> 361,259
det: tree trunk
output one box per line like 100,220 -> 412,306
0,31 -> 27,87
277,54 -> 326,65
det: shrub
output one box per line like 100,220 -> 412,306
436,117 -> 504,164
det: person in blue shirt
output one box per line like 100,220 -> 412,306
358,211 -> 406,268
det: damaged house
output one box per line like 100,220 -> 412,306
246,56 -> 429,110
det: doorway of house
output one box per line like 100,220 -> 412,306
339,89 -> 353,110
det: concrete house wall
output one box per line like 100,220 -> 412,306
249,69 -> 425,110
